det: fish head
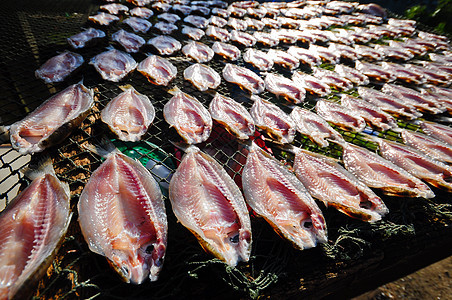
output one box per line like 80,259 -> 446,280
110,244 -> 154,285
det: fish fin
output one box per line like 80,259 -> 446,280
119,84 -> 134,92
22,156 -> 56,180
83,136 -> 119,158
168,86 -> 183,96
275,143 -> 300,155
0,123 -> 10,144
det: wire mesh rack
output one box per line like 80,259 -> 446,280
1,0 -> 452,299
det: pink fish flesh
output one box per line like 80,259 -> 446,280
123,17 -> 152,33
101,87 -> 155,142
316,99 -> 366,132
404,64 -> 450,86
209,93 -> 255,139
35,51 -> 84,83
182,41 -> 214,63
293,148 -> 388,222
89,12 -> 119,26
242,143 -> 327,250
420,121 -> 452,146
292,72 -> 331,96
264,73 -> 305,104
9,82 -> 94,154
401,129 -> 452,164
222,64 -> 264,94
100,3 -> 129,14
246,18 -> 265,30
137,55 -> 177,86
250,95 -> 296,144
212,7 -> 229,17
184,15 -> 209,28
184,63 -> 221,91
243,49 -> 273,71
90,48 -> 137,82
313,68 -> 353,91
182,26 -> 205,41
374,44 -> 414,61
148,36 -> 182,56
169,146 -> 252,266
290,106 -> 344,147
212,42 -> 240,61
355,61 -> 395,82
287,46 -> 322,66
0,161 -> 71,300
130,7 -> 154,19
329,43 -> 360,61
157,13 -> 181,23
78,146 -> 167,283
309,44 -> 340,64
230,30 -> 256,47
209,15 -> 227,27
380,62 -> 425,85
267,49 -> 299,70
67,28 -> 105,49
334,64 -> 369,86
253,31 -> 279,47
163,89 -> 212,144
206,26 -> 231,42
154,22 -> 178,35
247,6 -> 267,18
112,29 -> 146,53
354,45 -> 384,60
262,18 -> 281,29
227,18 -> 248,31
342,142 -> 435,198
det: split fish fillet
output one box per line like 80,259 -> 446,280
183,63 -> 221,91
90,48 -> 137,82
222,64 -> 265,94
264,73 -> 305,104
420,121 -> 452,146
137,55 -> 177,86
35,51 -> 84,84
401,129 -> 452,164
316,99 -> 366,132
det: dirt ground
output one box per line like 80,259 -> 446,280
353,256 -> 452,300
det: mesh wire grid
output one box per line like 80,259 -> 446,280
0,0 -> 452,299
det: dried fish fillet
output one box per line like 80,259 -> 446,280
253,31 -> 279,47
137,55 -> 177,86
267,49 -> 299,70
112,29 -> 146,53
78,145 -> 167,284
67,28 -> 105,49
0,161 -> 71,300
264,73 -> 305,104
355,61 -> 395,82
209,93 -> 255,139
293,148 -> 388,222
163,88 -> 212,144
313,68 -> 353,91
250,95 -> 296,144
157,13 -> 181,23
35,51 -> 84,83
230,30 -> 256,47
420,121 -> 452,146
90,48 -> 137,82
182,41 -> 214,63
287,46 -> 322,66
380,62 -> 425,85
148,36 -> 182,56
184,63 -> 221,91
354,44 -> 384,60
154,22 -> 178,35
9,82 -> 94,154
243,49 -> 273,71
101,87 -> 155,142
309,44 -> 340,64
206,25 -> 231,42
334,65 -> 369,86
169,146 -> 252,266
342,142 -> 434,198
341,95 -> 398,131
130,7 -> 154,19
242,143 -> 327,250
222,64 -> 264,94
227,17 -> 248,31
184,15 -> 209,28
405,64 -> 450,86
100,3 -> 129,14
210,15 -> 227,27
89,12 -> 119,26
316,99 -> 366,132
401,129 -> 452,164
182,26 -> 205,41
212,42 -> 240,61
376,138 -> 452,192
123,17 -> 152,33
292,72 -> 331,97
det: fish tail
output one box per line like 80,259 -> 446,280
84,136 -> 118,158
275,143 -> 300,155
0,124 -> 10,144
168,86 -> 182,96
23,156 -> 56,180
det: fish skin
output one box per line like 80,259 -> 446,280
0,160 -> 71,300
9,82 -> 94,155
209,93 -> 255,139
78,147 -> 167,284
250,96 -> 296,144
101,87 -> 155,142
182,41 -> 214,63
169,146 -> 252,266
341,142 -> 435,198
290,107 -> 344,147
222,64 -> 265,94
137,55 -> 177,86
35,51 -> 84,84
148,36 -> 182,56
154,22 -> 178,35
287,46 -> 322,66
292,148 -> 388,222
355,61 -> 395,82
264,73 -> 305,104
376,138 -> 452,192
183,63 -> 221,92
90,48 -> 137,82
242,143 -> 327,250
401,129 -> 452,164
316,99 -> 366,132
163,89 -> 212,144
420,121 -> 452,146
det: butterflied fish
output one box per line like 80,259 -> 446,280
130,7 -> 154,19
228,6 -> 247,18
247,6 -> 267,18
137,55 -> 177,86
123,17 -> 152,33
154,22 -> 178,35
354,44 -> 384,60
163,88 -> 212,144
230,30 -> 256,47
101,87 -> 155,142
316,99 -> 366,132
253,32 -> 279,47
182,41 -> 214,63
184,63 -> 221,91
191,5 -> 210,16
250,95 -> 296,144
152,2 -> 170,12
358,87 -> 422,119
246,18 -> 265,30
212,7 -> 229,17
222,64 -> 264,94
169,146 -> 252,266
290,106 -> 344,147
380,62 -> 425,85
78,143 -> 167,284
209,93 -> 255,139
8,82 -> 93,154
401,129 -> 452,164
100,3 -> 129,14
355,61 -> 395,82
67,28 -> 105,49
127,0 -> 151,6
341,142 -> 434,198
429,53 -> 452,65
35,51 -> 84,84
340,94 -> 398,131
376,138 -> 452,192
242,143 -> 327,250
206,26 -> 231,42
264,73 -> 305,104
90,48 -> 137,82
243,49 -> 273,71
182,26 -> 205,41
374,44 -> 414,61
267,49 -> 298,70
148,36 -> 182,56
212,42 -> 240,61
334,64 -> 369,86
184,15 -> 209,28
89,12 -> 119,26
405,64 -> 450,86
292,72 -> 331,97
382,83 -> 445,114
0,160 -> 71,300
420,121 -> 452,146
157,13 -> 181,23
112,29 -> 146,53
421,86 -> 452,112
309,44 -> 340,64
209,15 -> 227,27
227,18 -> 248,31
287,46 -> 322,66
329,43 -> 360,61
173,4 -> 192,15
262,18 -> 281,29
313,68 -> 353,91
292,148 -> 388,222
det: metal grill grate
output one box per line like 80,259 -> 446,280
1,1 -> 452,299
